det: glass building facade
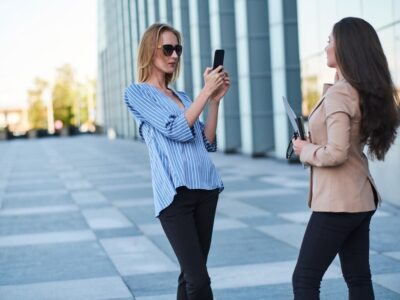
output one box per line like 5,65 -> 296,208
97,0 -> 399,205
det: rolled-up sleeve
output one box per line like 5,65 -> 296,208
300,89 -> 354,167
199,121 -> 217,152
124,85 -> 194,142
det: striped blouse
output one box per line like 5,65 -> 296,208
124,83 -> 224,217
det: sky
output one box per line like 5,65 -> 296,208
0,0 -> 97,108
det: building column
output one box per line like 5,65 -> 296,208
137,0 -> 148,35
96,0 -> 106,128
235,0 -> 274,156
209,0 -> 241,152
147,0 -> 160,24
173,0 -> 193,99
188,0 -> 211,98
159,0 -> 173,24
269,0 -> 301,159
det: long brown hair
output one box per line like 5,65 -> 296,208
333,17 -> 400,160
137,23 -> 182,86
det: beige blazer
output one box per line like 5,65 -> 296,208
300,79 -> 380,212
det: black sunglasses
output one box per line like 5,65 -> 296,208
158,44 -> 183,57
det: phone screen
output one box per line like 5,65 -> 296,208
212,49 -> 225,70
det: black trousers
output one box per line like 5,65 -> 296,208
159,187 -> 219,300
292,210 -> 376,300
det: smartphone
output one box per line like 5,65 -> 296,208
212,49 -> 225,71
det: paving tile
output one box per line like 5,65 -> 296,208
217,175 -> 247,182
0,241 -> 117,285
138,223 -> 164,236
100,236 -> 178,276
223,179 -> 281,191
373,272 -> 400,294
94,227 -> 142,239
259,175 -> 309,189
9,172 -> 57,181
0,205 -> 78,216
0,212 -> 88,235
102,187 -> 152,201
124,271 -> 177,298
6,178 -> 62,187
383,251 -> 400,261
0,277 -> 132,300
256,223 -> 307,249
98,182 -> 152,192
5,181 -> 65,193
239,193 -> 308,213
0,230 -> 96,247
370,216 -> 400,252
113,197 -> 153,208
208,228 -> 299,267
147,234 -> 178,264
88,174 -> 142,186
213,217 -> 248,231
0,192 -> 72,209
223,188 -> 299,199
58,171 -> 83,180
4,189 -> 67,199
71,190 -> 108,205
82,207 -> 133,229
87,171 -> 139,181
78,166 -> 131,176
217,198 -> 271,218
135,295 -> 175,300
209,260 -> 341,289
278,211 -> 311,224
64,179 -> 93,190
238,214 -> 289,227
214,284 -> 293,300
120,205 -> 157,224
370,253 -> 400,274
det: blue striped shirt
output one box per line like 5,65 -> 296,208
124,83 -> 224,216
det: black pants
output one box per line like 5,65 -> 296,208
159,187 -> 219,300
292,210 -> 375,300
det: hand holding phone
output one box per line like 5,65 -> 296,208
212,49 -> 225,71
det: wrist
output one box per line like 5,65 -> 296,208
209,98 -> 220,106
208,98 -> 220,109
201,86 -> 213,99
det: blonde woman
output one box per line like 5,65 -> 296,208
124,23 -> 230,300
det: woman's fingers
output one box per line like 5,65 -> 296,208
204,67 -> 230,95
214,65 -> 223,73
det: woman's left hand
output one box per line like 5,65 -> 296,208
210,71 -> 231,103
292,137 -> 311,156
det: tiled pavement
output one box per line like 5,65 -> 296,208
0,136 -> 399,300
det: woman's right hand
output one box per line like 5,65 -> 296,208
203,66 -> 225,96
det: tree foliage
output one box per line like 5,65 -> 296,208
26,64 -> 96,132
52,64 -> 77,127
27,78 -> 48,129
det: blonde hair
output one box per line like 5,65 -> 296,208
137,23 -> 182,85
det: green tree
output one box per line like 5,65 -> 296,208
52,64 -> 77,127
75,82 -> 88,127
27,78 -> 48,129
302,75 -> 320,116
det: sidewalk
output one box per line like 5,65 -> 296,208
0,136 -> 399,300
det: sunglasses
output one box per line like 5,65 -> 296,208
158,44 -> 183,57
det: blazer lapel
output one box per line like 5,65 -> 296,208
309,83 -> 333,118
308,95 -> 326,119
